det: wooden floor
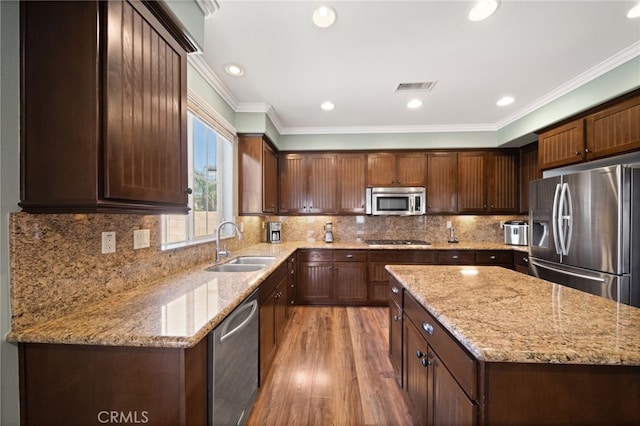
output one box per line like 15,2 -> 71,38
247,306 -> 417,426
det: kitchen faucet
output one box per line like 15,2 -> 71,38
216,220 -> 243,261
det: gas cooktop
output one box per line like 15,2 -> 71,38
364,239 -> 431,246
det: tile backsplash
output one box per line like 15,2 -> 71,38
9,212 -> 525,330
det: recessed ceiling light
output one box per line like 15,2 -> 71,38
224,64 -> 244,77
627,3 -> 640,18
407,99 -> 423,109
313,6 -> 337,28
321,101 -> 335,111
468,0 -> 500,22
496,96 -> 514,106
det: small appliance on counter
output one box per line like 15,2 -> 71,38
324,222 -> 334,243
504,220 -> 528,246
265,221 -> 282,244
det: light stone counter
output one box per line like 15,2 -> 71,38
8,241 -> 528,349
386,264 -> 640,366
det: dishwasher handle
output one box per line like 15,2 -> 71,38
220,299 -> 258,343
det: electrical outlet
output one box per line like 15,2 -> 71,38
446,221 -> 452,229
102,231 -> 116,254
133,229 -> 150,250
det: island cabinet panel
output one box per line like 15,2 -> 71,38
367,152 -> 426,187
19,340 -> 207,426
585,93 -> 640,161
426,152 -> 458,214
20,0 -> 189,214
480,362 -> 640,425
538,118 -> 585,171
389,282 -> 403,385
337,153 -> 367,214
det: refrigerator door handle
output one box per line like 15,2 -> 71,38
557,183 -> 572,256
552,183 -> 562,255
530,259 -> 606,283
563,183 -> 573,255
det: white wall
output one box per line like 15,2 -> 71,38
1,1 -> 22,424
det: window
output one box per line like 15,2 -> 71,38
162,111 -> 234,247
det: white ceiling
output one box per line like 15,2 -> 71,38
197,1 -> 640,135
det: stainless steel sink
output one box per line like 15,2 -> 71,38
228,256 -> 276,265
205,264 -> 265,273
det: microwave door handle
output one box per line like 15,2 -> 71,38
409,196 -> 414,213
552,183 -> 562,255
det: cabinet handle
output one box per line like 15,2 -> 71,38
290,270 -> 295,275
422,322 -> 434,335
575,151 -> 581,156
290,300 -> 295,305
393,315 -> 401,322
421,358 -> 432,367
346,254 -> 354,258
523,257 -> 529,263
185,188 -> 193,195
391,286 -> 400,294
452,255 -> 459,259
585,148 -> 590,153
416,350 -> 426,359
490,255 -> 497,260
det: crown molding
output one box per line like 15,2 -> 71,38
279,123 -> 498,136
195,0 -> 219,18
187,54 -> 239,110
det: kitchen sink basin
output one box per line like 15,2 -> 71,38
205,264 -> 265,273
228,256 -> 276,265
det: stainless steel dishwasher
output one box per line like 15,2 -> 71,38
210,289 -> 259,425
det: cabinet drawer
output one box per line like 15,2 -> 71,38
298,249 -> 333,262
333,250 -> 366,262
476,250 -> 513,265
437,250 -> 475,265
404,291 -> 477,400
368,250 -> 437,264
389,278 -> 403,307
513,252 -> 530,274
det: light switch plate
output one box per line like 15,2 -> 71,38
133,229 -> 150,250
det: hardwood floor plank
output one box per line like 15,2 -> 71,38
247,306 -> 416,426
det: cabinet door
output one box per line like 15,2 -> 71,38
396,153 -> 426,186
487,151 -> 518,213
104,0 -> 187,205
262,142 -> 278,213
457,152 -> 487,213
586,94 -> 640,160
538,119 -> 585,171
238,135 -> 263,214
334,262 -> 367,303
518,143 -> 540,214
432,354 -> 477,426
274,279 -> 288,346
297,261 -> 334,304
367,153 -> 397,186
337,153 -> 367,214
307,153 -> 337,214
259,293 -> 276,385
404,319 -> 430,426
427,152 -> 457,213
279,154 -> 307,213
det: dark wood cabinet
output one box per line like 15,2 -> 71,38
259,262 -> 289,384
403,318 -> 431,425
19,340 -> 207,425
475,250 -> 513,269
367,152 -> 426,186
538,118 -> 585,171
585,93 -> 640,161
458,151 -> 519,214
20,0 -> 191,214
513,252 -> 530,274
297,250 -> 367,305
426,152 -> 458,214
279,153 -> 337,214
286,254 -> 297,317
368,251 -> 437,305
389,282 -> 404,385
519,142 -> 540,213
437,250 -> 475,265
238,134 -> 278,215
337,153 -> 367,214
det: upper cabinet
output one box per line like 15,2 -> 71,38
238,134 -> 278,215
20,0 -> 192,214
585,95 -> 640,160
337,153 -> 367,214
279,153 -> 337,214
518,142 -> 540,214
367,152 -> 426,187
426,152 -> 458,214
537,90 -> 640,171
457,151 -> 519,213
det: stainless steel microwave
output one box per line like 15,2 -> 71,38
365,187 -> 426,216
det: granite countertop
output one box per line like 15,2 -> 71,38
386,264 -> 640,366
8,241 -> 528,349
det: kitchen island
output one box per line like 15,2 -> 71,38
386,264 -> 640,425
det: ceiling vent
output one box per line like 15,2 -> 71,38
395,81 -> 437,92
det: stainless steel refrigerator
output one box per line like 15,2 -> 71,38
529,164 -> 640,308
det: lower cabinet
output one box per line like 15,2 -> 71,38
389,281 -> 404,385
297,249 -> 367,305
18,339 -> 208,425
513,251 -> 530,274
259,261 -> 289,385
369,250 -> 437,305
